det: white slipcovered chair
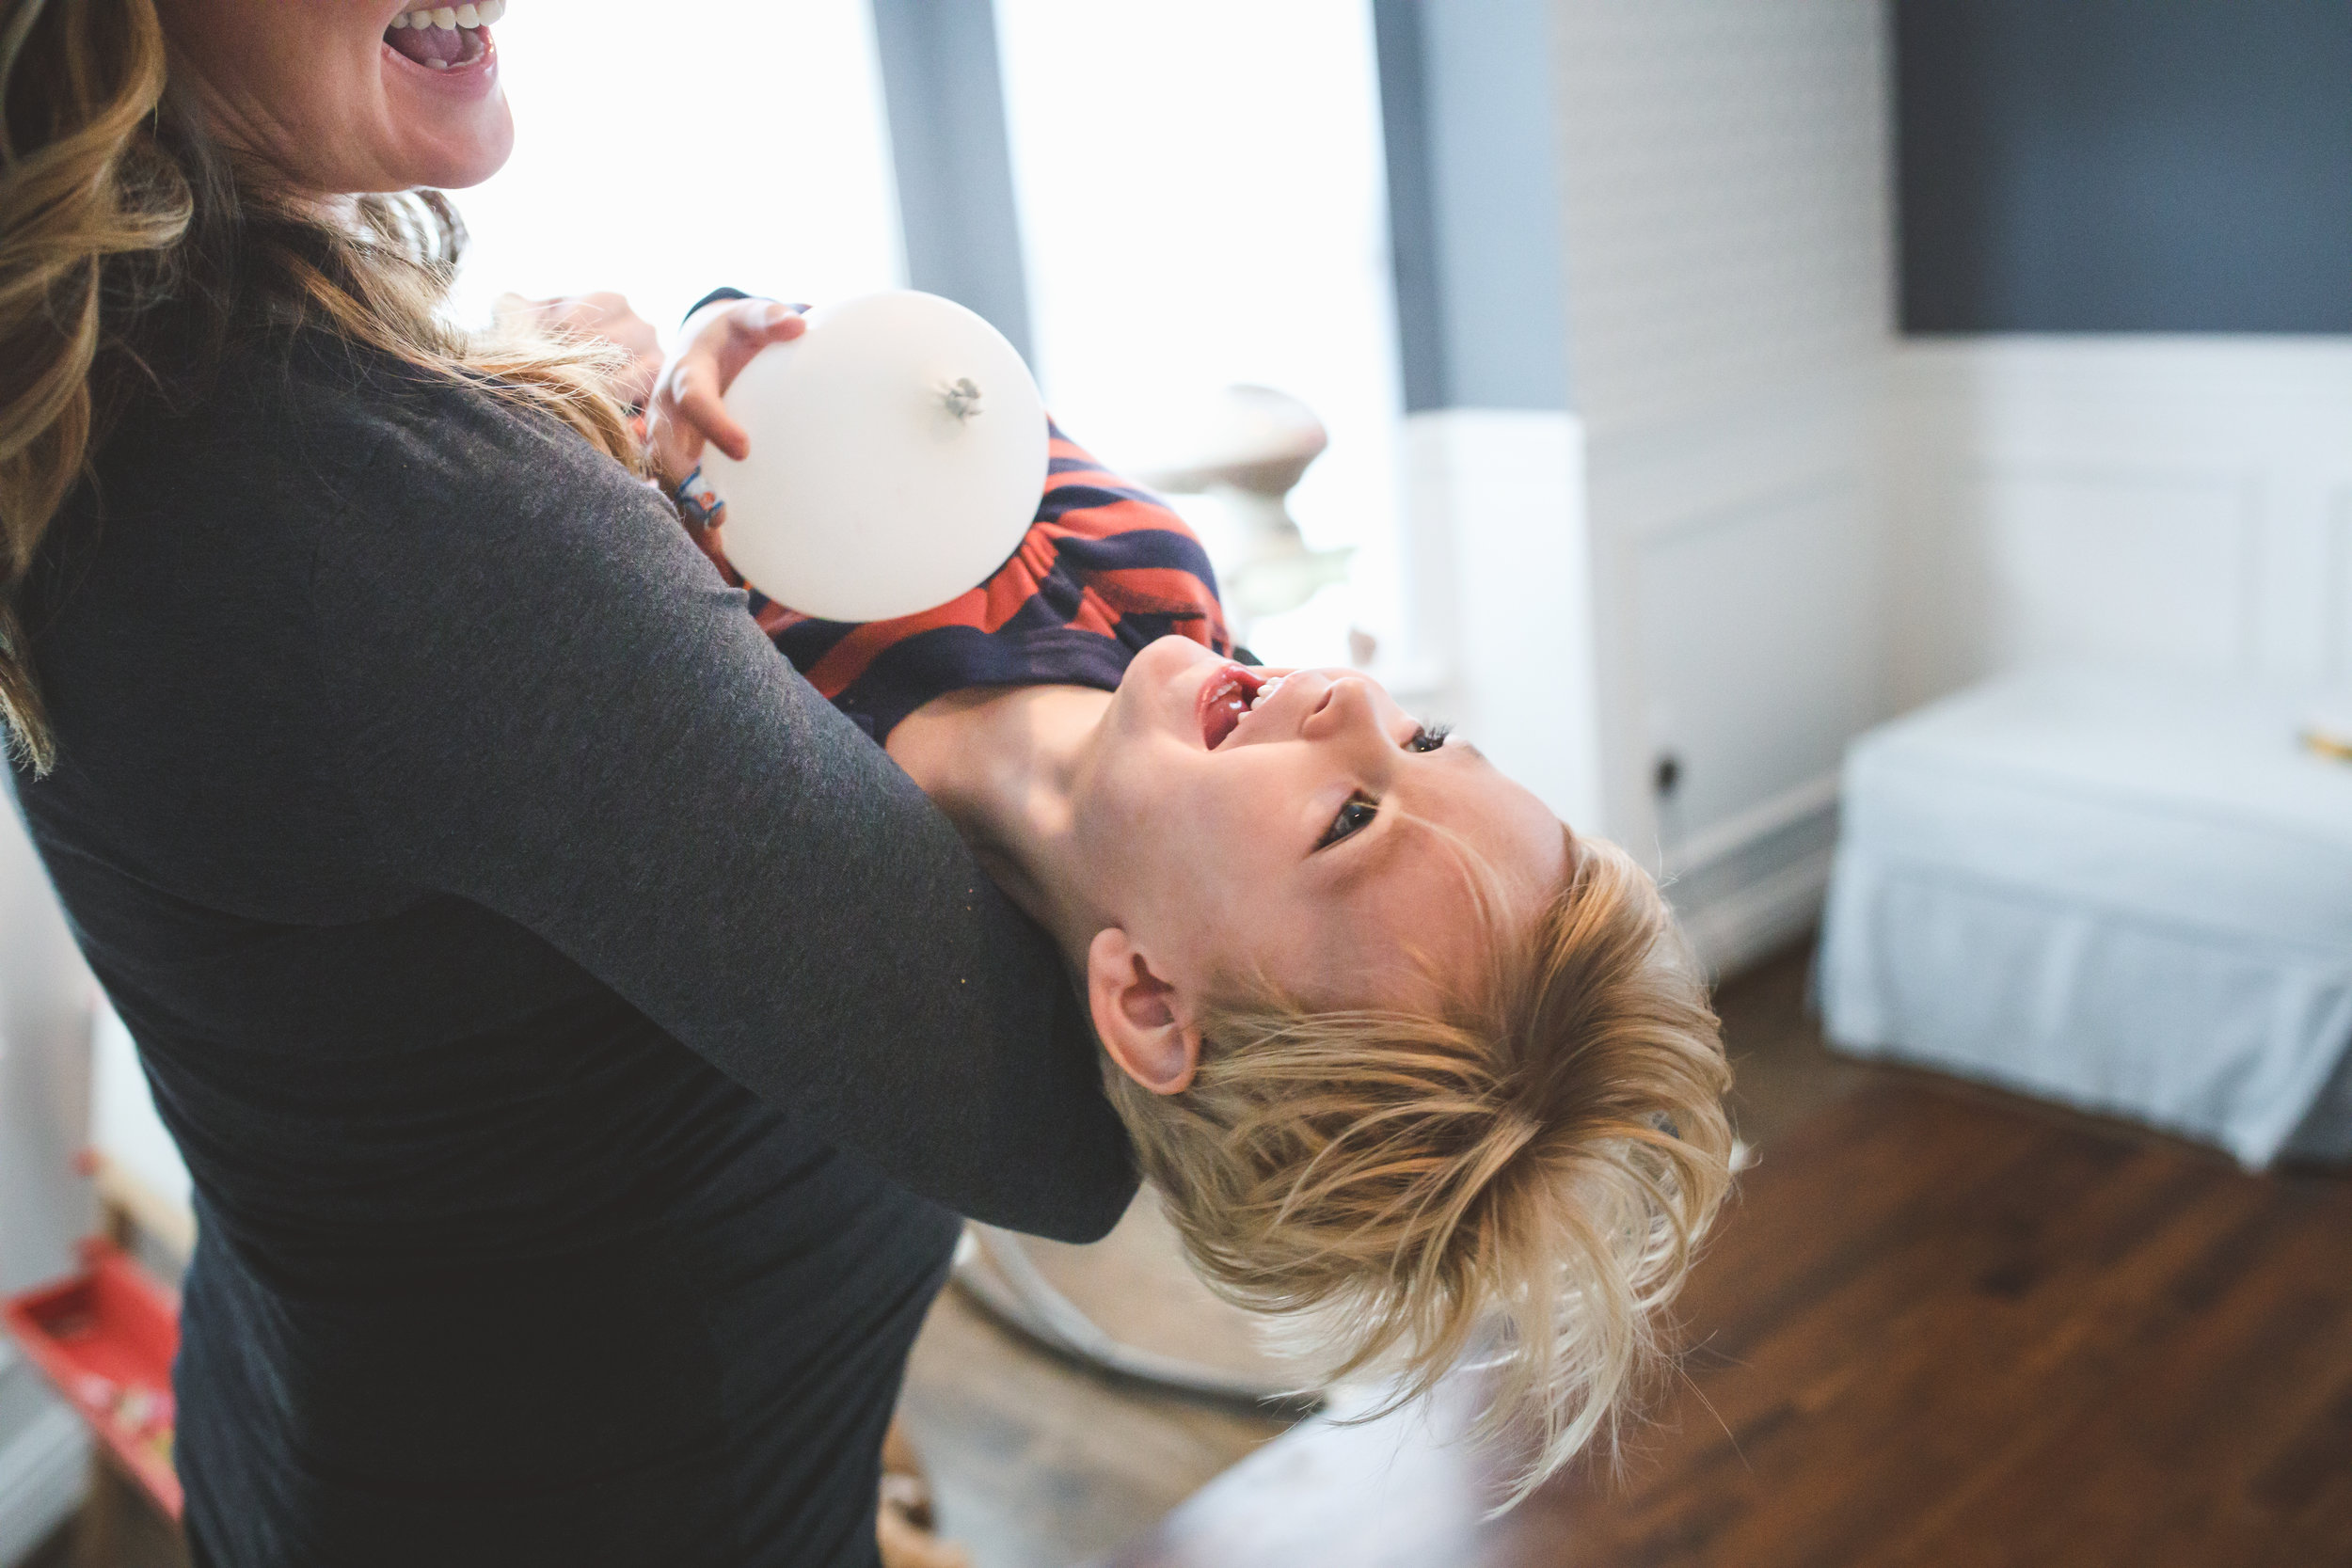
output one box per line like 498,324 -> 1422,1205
1818,670 -> 2352,1166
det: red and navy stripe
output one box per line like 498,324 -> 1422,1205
713,424 -> 1229,740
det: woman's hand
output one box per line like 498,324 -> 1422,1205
645,297 -> 808,491
495,292 -> 666,410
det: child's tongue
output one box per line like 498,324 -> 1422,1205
387,21 -> 478,69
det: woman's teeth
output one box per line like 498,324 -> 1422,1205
389,2 -> 503,28
387,1 -> 504,70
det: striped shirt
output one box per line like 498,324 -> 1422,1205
687,425 -> 1232,740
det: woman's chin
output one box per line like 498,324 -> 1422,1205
440,112 -> 515,188
379,63 -> 515,188
397,104 -> 514,189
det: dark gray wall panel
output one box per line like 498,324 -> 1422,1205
1375,0 -> 1572,410
870,0 -> 1035,360
1899,0 -> 2352,334
1375,0 -> 1450,413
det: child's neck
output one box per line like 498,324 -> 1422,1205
883,684 -> 1113,958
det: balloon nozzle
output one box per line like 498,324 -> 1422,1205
941,378 -> 984,420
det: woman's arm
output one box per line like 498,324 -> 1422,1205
312,370 -> 1136,1243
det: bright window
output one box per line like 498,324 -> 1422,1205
993,0 -> 1405,665
446,0 -> 904,337
450,1 -> 1405,666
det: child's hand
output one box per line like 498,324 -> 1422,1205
646,297 -> 809,490
495,291 -> 666,410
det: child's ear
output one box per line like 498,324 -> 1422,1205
1085,928 -> 1201,1095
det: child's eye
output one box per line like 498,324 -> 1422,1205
1317,792 -> 1379,849
1408,722 -> 1451,753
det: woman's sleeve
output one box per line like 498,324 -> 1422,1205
310,391 -> 1136,1243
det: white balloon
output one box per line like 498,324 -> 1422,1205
699,291 -> 1049,623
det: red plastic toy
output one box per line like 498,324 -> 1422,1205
2,1238 -> 182,1519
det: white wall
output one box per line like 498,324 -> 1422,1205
1889,337 -> 2352,707
0,1342 -> 86,1567
1546,0 -> 1897,972
0,795 -> 92,1296
0,793 -> 97,1560
1400,410 -> 1606,833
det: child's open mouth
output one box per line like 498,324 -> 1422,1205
1199,664 -> 1267,750
384,3 -> 504,71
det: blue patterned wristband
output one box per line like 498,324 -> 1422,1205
673,466 -> 725,532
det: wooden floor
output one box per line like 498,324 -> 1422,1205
1105,1076 -> 2352,1567
898,1274 -> 1294,1568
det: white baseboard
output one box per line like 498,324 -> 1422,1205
1678,843 -> 1836,980
1663,770 -> 1842,879
0,1353 -> 88,1568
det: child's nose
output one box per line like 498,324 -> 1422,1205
1302,677 -> 1386,743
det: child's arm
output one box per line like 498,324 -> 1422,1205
492,291 -> 668,412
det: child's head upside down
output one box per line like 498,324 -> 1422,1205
699,426 -> 1734,1501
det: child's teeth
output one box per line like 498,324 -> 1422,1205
455,4 -> 479,24
389,11 -> 408,25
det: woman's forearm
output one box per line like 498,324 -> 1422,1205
314,384 -> 1136,1240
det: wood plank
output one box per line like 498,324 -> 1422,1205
1103,1080 -> 2352,1568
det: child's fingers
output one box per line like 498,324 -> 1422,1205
673,365 -> 751,463
742,299 -> 806,340
717,302 -> 806,374
644,398 -> 701,483
648,300 -> 804,484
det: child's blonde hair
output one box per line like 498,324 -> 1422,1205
1104,831 -> 1733,1505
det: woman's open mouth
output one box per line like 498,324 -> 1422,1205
385,2 -> 505,71
1199,664 -> 1267,750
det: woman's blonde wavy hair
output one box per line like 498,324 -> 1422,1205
1106,831 -> 1734,1508
0,0 -> 639,774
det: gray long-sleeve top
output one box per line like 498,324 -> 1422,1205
11,329 -> 1135,1566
